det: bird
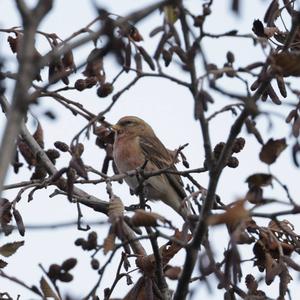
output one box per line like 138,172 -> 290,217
112,116 -> 189,219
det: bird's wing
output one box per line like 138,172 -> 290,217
139,135 -> 187,199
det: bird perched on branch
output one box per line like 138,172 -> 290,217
112,116 -> 189,219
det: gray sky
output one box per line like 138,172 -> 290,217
1,0 -> 300,299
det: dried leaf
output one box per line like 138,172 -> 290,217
246,173 -> 273,188
161,229 -> 191,265
259,138 -> 287,165
136,255 -> 155,276
282,255 -> 300,271
163,5 -> 178,24
0,241 -> 24,257
83,48 -> 104,80
129,25 -> 143,42
108,195 -> 124,222
272,52 -> 300,77
62,48 -> 76,72
40,276 -> 60,300
278,264 -> 292,299
252,19 -> 266,37
0,259 -> 8,268
7,35 -> 19,53
245,274 -> 258,293
18,140 -> 36,167
103,232 -> 116,255
69,156 -> 88,180
265,253 -> 281,285
33,122 -> 44,149
245,118 -> 264,145
131,209 -> 167,227
207,199 -> 249,228
164,265 -> 181,280
246,187 -> 263,204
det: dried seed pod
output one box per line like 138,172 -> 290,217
154,33 -> 171,60
285,109 -> 297,123
267,84 -> 281,105
87,231 -> 98,249
97,82 -> 114,98
244,62 -> 264,71
71,143 -> 84,157
74,79 -> 86,91
48,264 -> 61,280
58,272 -> 73,282
61,258 -> 77,271
232,137 -> 246,153
227,156 -> 239,168
171,46 -> 187,63
124,42 -> 132,72
193,15 -> 204,27
250,79 -> 260,91
149,26 -> 164,37
162,49 -> 172,67
138,46 -> 155,71
134,53 -> 142,76
85,77 -> 97,88
31,164 -> 47,180
264,0 -> 279,26
74,238 -> 85,246
213,142 -> 225,158
226,51 -> 235,64
46,149 -> 60,161
224,63 -> 235,77
276,75 -> 287,98
261,89 -> 269,102
13,208 -> 25,236
54,141 -> 69,152
91,258 -> 100,270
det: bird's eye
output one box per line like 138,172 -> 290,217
120,120 -> 133,126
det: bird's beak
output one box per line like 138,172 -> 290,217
111,124 -> 121,133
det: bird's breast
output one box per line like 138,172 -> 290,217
113,136 -> 144,173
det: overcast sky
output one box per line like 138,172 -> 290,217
1,1 -> 300,299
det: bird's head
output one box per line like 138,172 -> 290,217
112,116 -> 154,138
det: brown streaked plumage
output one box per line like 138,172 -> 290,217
112,116 -> 188,218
